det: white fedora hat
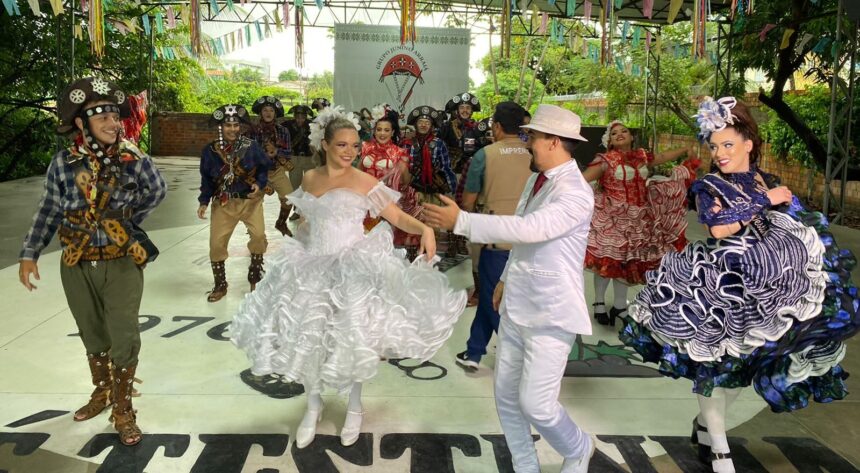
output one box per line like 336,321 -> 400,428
521,104 -> 588,142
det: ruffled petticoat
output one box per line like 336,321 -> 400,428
586,162 -> 696,285
232,222 -> 466,393
621,203 -> 860,412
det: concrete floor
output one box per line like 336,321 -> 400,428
0,156 -> 858,472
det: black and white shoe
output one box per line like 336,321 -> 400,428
455,351 -> 479,370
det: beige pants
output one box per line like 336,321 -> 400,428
210,197 -> 267,261
289,155 -> 318,191
269,164 -> 294,202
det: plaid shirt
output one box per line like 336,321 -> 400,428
20,147 -> 167,261
246,121 -> 292,161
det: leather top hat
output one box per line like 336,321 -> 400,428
445,92 -> 481,113
252,96 -> 285,117
57,77 -> 131,135
407,105 -> 444,127
210,104 -> 251,126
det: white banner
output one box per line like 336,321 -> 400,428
334,24 -> 470,117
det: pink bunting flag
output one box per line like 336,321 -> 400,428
167,6 -> 176,28
643,0 -> 653,18
284,2 -> 290,28
645,30 -> 652,51
759,23 -> 776,42
583,0 -> 591,19
539,12 -> 548,34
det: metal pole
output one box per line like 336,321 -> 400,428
148,26 -> 154,152
824,0 -> 846,222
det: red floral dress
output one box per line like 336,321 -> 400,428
359,139 -> 422,247
584,148 -> 698,285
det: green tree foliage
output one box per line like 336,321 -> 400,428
306,71 -> 333,101
180,67 -> 300,113
761,85 -> 860,170
278,69 -> 301,81
476,21 -> 713,135
0,8 -> 203,180
730,0 -> 855,175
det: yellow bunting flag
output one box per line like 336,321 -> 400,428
780,28 -> 795,50
26,0 -> 40,15
666,0 -> 682,24
49,0 -> 63,16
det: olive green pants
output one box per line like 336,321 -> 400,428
60,256 -> 144,368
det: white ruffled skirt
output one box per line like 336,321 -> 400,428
231,223 -> 467,392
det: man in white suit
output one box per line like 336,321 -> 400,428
424,104 -> 596,473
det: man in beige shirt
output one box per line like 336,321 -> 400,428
454,102 -> 534,371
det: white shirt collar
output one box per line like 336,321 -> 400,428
542,158 -> 577,179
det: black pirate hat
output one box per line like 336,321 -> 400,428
210,104 -> 251,127
477,117 -> 493,133
288,104 -> 315,118
57,77 -> 131,135
445,92 -> 481,113
407,105 -> 444,127
252,96 -> 285,117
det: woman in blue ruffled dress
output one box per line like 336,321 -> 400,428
620,97 -> 859,473
231,107 -> 467,450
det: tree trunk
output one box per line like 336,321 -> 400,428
759,91 -> 860,181
515,38 -> 533,104
526,37 -> 551,110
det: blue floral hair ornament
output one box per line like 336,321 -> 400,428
694,96 -> 738,143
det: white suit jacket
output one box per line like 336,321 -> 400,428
454,159 -> 595,335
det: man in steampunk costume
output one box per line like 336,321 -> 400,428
197,104 -> 270,303
407,105 -> 459,266
18,77 -> 167,446
439,92 -> 485,260
247,96 -> 294,236
284,104 -> 315,220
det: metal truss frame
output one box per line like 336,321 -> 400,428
823,0 -> 859,224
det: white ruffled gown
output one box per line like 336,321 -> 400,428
231,182 -> 467,392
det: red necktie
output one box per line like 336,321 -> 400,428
531,172 -> 547,197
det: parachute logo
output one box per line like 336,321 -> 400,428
379,54 -> 424,115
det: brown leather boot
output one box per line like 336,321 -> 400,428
275,203 -> 293,237
73,352 -> 112,421
110,362 -> 142,446
208,261 -> 228,302
248,254 -> 265,292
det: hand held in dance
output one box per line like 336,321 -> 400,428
18,260 -> 40,291
422,194 -> 460,230
197,204 -> 208,220
766,186 -> 792,206
418,226 -> 436,261
492,282 -> 504,311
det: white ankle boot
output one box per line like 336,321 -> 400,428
340,409 -> 364,446
560,434 -> 595,473
295,405 -> 324,448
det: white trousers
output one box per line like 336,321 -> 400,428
494,315 -> 590,473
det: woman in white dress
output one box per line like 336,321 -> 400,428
232,107 -> 467,449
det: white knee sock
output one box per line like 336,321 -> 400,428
347,382 -> 363,412
612,279 -> 628,310
593,274 -> 610,306
697,390 -> 735,473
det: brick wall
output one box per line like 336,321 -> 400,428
150,112 -> 215,157
656,133 -> 860,210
